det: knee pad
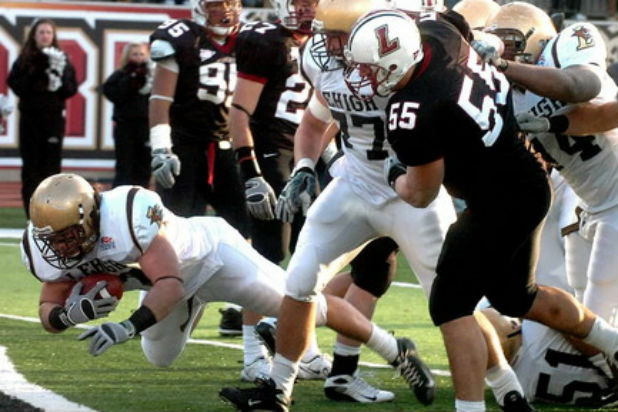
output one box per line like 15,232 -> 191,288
285,247 -> 322,302
315,293 -> 328,326
350,238 -> 398,298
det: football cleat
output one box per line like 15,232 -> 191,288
255,320 -> 277,356
298,354 -> 332,380
391,337 -> 436,405
241,356 -> 272,383
500,391 -> 536,412
219,307 -> 242,337
220,378 -> 290,412
324,370 -> 395,403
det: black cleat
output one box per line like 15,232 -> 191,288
255,320 -> 277,356
391,337 -> 436,405
219,307 -> 243,337
500,391 -> 536,412
220,378 -> 290,412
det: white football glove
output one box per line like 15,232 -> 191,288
275,167 -> 318,223
245,176 -> 277,220
470,40 -> 508,72
516,112 -> 551,133
64,281 -> 119,325
78,320 -> 136,356
42,47 -> 67,74
151,148 -> 181,189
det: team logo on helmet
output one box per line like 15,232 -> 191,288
571,26 -> 594,51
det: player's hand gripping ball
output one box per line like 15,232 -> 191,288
80,273 -> 124,300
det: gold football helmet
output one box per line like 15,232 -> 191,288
452,0 -> 499,29
30,173 -> 100,269
485,1 -> 556,64
311,0 -> 389,70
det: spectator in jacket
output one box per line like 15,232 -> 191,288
103,42 -> 153,188
7,18 -> 78,218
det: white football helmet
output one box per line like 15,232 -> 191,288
30,174 -> 100,270
271,0 -> 318,34
310,0 -> 389,71
390,0 -> 445,12
344,10 -> 423,99
191,0 -> 242,37
485,1 -> 556,64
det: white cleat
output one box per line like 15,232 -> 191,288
324,370 -> 395,403
297,354 -> 332,380
240,356 -> 272,382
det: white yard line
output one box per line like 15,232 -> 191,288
0,345 -> 100,412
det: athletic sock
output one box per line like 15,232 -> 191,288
583,317 -> 618,358
485,363 -> 524,406
243,325 -> 268,365
271,354 -> 299,398
366,325 -> 398,363
331,342 -> 361,376
455,399 -> 486,412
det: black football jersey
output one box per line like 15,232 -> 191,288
386,18 -> 543,207
236,21 -> 312,151
402,9 -> 473,42
150,19 -> 237,145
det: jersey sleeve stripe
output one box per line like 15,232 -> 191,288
22,229 -> 42,282
551,32 -> 563,68
126,187 -> 144,255
238,72 -> 268,84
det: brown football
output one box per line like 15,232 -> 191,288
80,273 -> 124,300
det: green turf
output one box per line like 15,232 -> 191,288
0,207 -> 26,228
0,232 -> 614,412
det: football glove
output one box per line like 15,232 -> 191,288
516,112 -> 551,133
471,40 -> 508,72
78,320 -> 136,356
42,47 -> 67,75
275,166 -> 318,223
245,176 -> 277,220
384,156 -> 407,189
151,148 -> 181,189
64,281 -> 119,325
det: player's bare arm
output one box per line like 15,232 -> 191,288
148,64 -> 177,128
229,77 -> 264,150
503,63 -> 602,103
294,91 -> 333,163
39,280 -> 77,333
137,233 -> 184,321
394,158 -> 444,208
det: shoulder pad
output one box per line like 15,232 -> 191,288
150,39 -> 176,61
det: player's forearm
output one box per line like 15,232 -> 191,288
294,111 -> 330,163
567,101 -> 618,135
504,63 -> 601,103
229,107 -> 255,149
140,278 -> 185,321
149,98 -> 171,128
39,302 -> 64,333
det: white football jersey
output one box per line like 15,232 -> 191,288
302,36 -> 398,206
21,186 -> 224,296
513,22 -> 618,213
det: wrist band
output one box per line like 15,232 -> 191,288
388,165 -> 406,189
127,305 -> 157,334
150,124 -> 172,151
292,157 -> 316,175
49,306 -> 71,331
234,146 -> 262,179
548,115 -> 569,134
497,59 -> 509,72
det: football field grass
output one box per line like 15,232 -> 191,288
0,209 -> 614,411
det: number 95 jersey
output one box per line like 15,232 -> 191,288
150,19 -> 237,144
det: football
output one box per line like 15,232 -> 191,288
80,273 -> 124,300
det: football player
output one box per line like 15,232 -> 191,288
343,9 -> 618,412
219,1 -> 458,410
148,0 -> 249,228
481,2 -> 618,328
24,173 -> 432,391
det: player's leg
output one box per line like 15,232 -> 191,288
582,211 -> 618,326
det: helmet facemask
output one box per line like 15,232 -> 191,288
487,27 -> 534,63
310,22 -> 349,71
343,60 -> 396,100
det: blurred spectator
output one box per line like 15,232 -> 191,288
102,43 -> 153,188
0,94 -> 13,134
7,18 -> 77,219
